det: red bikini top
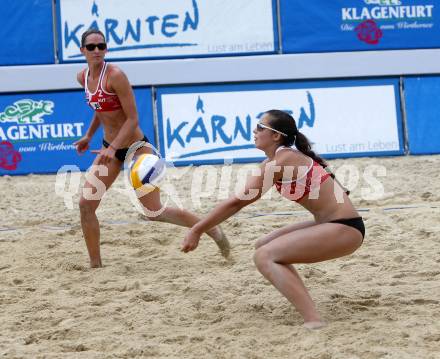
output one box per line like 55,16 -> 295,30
84,62 -> 122,112
274,147 -> 331,202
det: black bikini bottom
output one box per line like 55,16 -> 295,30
329,217 -> 365,239
103,135 -> 150,162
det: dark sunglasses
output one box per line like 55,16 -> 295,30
84,43 -> 107,51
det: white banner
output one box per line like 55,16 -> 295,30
59,0 -> 276,61
157,81 -> 403,165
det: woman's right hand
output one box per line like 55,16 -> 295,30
74,135 -> 91,154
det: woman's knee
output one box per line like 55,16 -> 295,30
142,212 -> 161,221
253,247 -> 272,273
79,197 -> 98,215
137,189 -> 164,221
254,237 -> 265,250
141,206 -> 167,222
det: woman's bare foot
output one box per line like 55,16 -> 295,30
90,259 -> 102,268
303,321 -> 326,330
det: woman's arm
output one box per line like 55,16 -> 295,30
74,113 -> 101,153
85,113 -> 100,138
107,68 -> 138,149
76,70 -> 85,87
181,160 -> 282,252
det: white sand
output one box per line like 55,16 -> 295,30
1,155 -> 439,358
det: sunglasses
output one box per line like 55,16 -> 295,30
84,43 -> 107,51
256,122 -> 288,137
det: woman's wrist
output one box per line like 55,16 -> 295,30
108,143 -> 118,151
192,223 -> 205,236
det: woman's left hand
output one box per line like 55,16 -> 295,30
92,147 -> 116,165
181,229 -> 201,253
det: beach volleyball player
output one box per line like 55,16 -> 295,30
182,110 -> 365,329
74,29 -> 229,268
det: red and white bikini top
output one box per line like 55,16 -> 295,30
274,146 -> 331,202
84,62 -> 122,112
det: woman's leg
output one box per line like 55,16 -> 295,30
79,157 -> 121,267
253,223 -> 363,326
255,220 -> 316,249
137,188 -> 230,257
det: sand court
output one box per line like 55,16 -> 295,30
1,155 -> 439,358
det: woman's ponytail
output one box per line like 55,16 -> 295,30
294,132 -> 327,168
265,109 -> 349,195
295,132 -> 349,194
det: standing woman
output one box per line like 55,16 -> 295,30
181,110 -> 365,329
75,29 -> 229,268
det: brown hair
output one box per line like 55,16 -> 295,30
81,29 -> 106,47
265,109 -> 327,168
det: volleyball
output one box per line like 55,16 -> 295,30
129,153 -> 166,193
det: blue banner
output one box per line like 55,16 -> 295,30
0,88 -> 154,175
0,0 -> 55,65
280,0 -> 439,53
404,76 -> 440,154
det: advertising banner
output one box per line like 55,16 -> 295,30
404,76 -> 440,154
58,0 -> 277,62
0,88 -> 154,175
280,0 -> 439,53
0,0 -> 54,65
156,79 -> 404,166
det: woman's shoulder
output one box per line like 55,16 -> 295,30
76,68 -> 87,87
106,63 -> 126,78
105,63 -> 131,92
275,147 -> 306,162
106,63 -> 130,85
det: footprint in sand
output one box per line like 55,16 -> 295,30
58,262 -> 88,272
136,292 -> 164,304
423,334 -> 440,342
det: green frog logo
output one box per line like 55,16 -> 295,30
0,99 -> 54,124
